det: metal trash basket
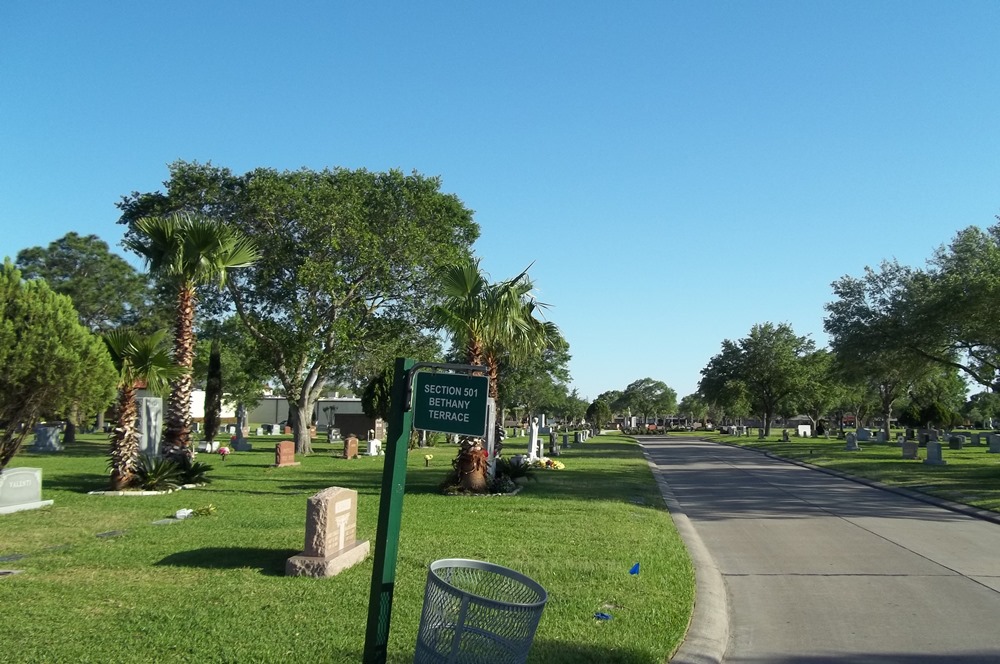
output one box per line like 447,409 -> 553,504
414,558 -> 548,664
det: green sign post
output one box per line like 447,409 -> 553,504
412,371 -> 490,437
362,361 -> 488,664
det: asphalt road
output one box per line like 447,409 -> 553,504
642,437 -> 1000,664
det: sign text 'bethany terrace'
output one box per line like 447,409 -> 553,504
412,372 -> 489,436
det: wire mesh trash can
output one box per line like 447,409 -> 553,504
414,558 -> 548,664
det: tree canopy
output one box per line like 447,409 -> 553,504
119,161 -> 479,454
0,260 -> 117,469
699,322 -> 813,434
15,232 -> 161,332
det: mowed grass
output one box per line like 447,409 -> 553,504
693,429 -> 1000,513
0,432 -> 693,664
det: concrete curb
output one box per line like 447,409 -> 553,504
709,438 -> 1000,527
641,444 -> 729,664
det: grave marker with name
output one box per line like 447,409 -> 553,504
274,440 -> 300,467
0,468 -> 53,515
286,487 -> 370,577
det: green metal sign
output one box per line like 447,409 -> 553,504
412,371 -> 489,437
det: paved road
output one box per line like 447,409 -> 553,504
642,437 -> 1000,664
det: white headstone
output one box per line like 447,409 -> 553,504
0,467 -> 53,514
845,433 -> 860,451
855,427 -> 871,442
797,424 -> 811,438
924,441 -> 947,465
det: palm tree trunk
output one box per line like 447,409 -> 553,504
109,386 -> 139,490
165,285 -> 196,449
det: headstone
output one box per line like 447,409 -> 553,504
758,429 -> 766,439
366,438 -> 382,456
919,430 -> 930,447
342,436 -> 359,459
905,428 -> 914,441
135,397 -> 163,456
192,421 -> 201,433
226,424 -> 237,435
928,429 -> 940,442
286,487 -> 370,577
948,435 -> 965,450
31,425 -> 63,453
255,427 -> 264,436
548,432 -> 559,457
198,440 -> 220,453
988,434 -> 1000,454
924,441 -> 946,465
876,430 -> 888,443
561,433 -> 569,449
528,418 -> 540,462
797,424 -> 811,438
274,440 -> 300,467
901,441 -> 919,460
971,433 -> 981,446
781,429 -> 790,442
896,434 -> 905,446
844,433 -> 860,451
855,428 -> 871,442
574,431 -> 583,444
0,468 -> 53,515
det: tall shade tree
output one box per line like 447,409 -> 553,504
793,350 -> 843,435
119,163 -> 478,455
125,212 -> 259,452
825,261 -> 933,439
677,393 -> 709,428
15,232 -> 158,332
700,322 -> 814,435
902,223 -> 1000,391
620,378 -> 677,427
103,329 -> 180,490
0,260 -> 117,469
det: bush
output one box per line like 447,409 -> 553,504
133,455 -> 184,491
182,461 -> 213,485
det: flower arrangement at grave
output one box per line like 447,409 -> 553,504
531,457 -> 565,470
218,446 -> 231,461
424,454 -> 433,467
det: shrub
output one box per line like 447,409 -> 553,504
182,461 -> 213,485
133,455 -> 184,491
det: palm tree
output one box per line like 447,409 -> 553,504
433,258 -> 557,491
434,258 -> 556,399
104,329 -> 181,490
126,212 -> 259,451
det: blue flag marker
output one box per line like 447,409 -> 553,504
629,562 -> 640,575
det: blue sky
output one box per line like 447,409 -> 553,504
2,1 -> 998,402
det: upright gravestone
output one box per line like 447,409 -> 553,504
31,425 -> 63,453
135,396 -> 163,457
781,429 -> 790,442
971,433 -> 981,446
797,424 -> 811,438
0,468 -> 53,515
902,441 -> 919,460
924,441 -> 947,465
948,435 -> 965,450
275,440 -> 300,467
845,433 -> 861,451
905,428 -> 914,441
855,428 -> 871,442
527,418 -> 540,462
876,430 -> 888,443
548,432 -> 560,457
758,428 -> 766,439
988,434 -> 1000,455
286,487 -> 370,577
896,434 -> 905,446
574,431 -> 583,445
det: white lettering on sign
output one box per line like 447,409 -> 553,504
428,410 -> 471,422
426,397 -> 471,409
423,384 -> 479,398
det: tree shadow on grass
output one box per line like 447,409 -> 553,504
155,546 -> 299,576
526,639 -> 657,664
41,472 -> 109,493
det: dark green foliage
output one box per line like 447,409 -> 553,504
204,339 -> 222,443
0,260 -> 117,469
132,455 -> 184,491
182,461 -> 213,485
495,456 -> 535,482
361,366 -> 393,421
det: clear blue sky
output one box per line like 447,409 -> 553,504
2,1 -> 998,402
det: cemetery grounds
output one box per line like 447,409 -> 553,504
695,429 -> 1000,513
0,432 -> 693,663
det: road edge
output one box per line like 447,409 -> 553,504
641,441 -> 729,664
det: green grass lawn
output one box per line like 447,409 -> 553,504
0,432 -> 692,663
690,429 -> 1000,513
